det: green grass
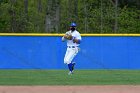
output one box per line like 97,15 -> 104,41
0,70 -> 140,85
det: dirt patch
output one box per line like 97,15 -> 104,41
0,85 -> 140,93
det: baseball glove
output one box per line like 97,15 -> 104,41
64,34 -> 73,40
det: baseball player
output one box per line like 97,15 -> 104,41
62,22 -> 82,75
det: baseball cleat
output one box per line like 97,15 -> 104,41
72,62 -> 76,71
68,71 -> 73,75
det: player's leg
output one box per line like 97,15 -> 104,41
71,47 -> 79,71
65,48 -> 78,74
65,50 -> 74,74
64,48 -> 73,74
64,48 -> 70,64
72,62 -> 76,71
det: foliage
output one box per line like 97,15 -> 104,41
0,0 -> 140,33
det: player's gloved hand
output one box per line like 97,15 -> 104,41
64,34 -> 73,40
64,35 -> 73,40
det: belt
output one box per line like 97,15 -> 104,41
67,46 -> 78,48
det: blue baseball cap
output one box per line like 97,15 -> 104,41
70,22 -> 77,27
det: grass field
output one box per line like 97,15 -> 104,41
0,70 -> 140,85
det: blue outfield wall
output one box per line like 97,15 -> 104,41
0,36 -> 140,69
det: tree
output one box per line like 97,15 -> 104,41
38,0 -> 42,13
114,0 -> 118,33
84,0 -> 88,33
45,0 -> 60,33
24,0 -> 28,15
9,0 -> 16,32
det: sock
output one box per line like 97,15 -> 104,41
68,63 -> 72,72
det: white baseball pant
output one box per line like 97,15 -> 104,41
64,46 -> 79,64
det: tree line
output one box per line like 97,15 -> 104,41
0,0 -> 140,33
